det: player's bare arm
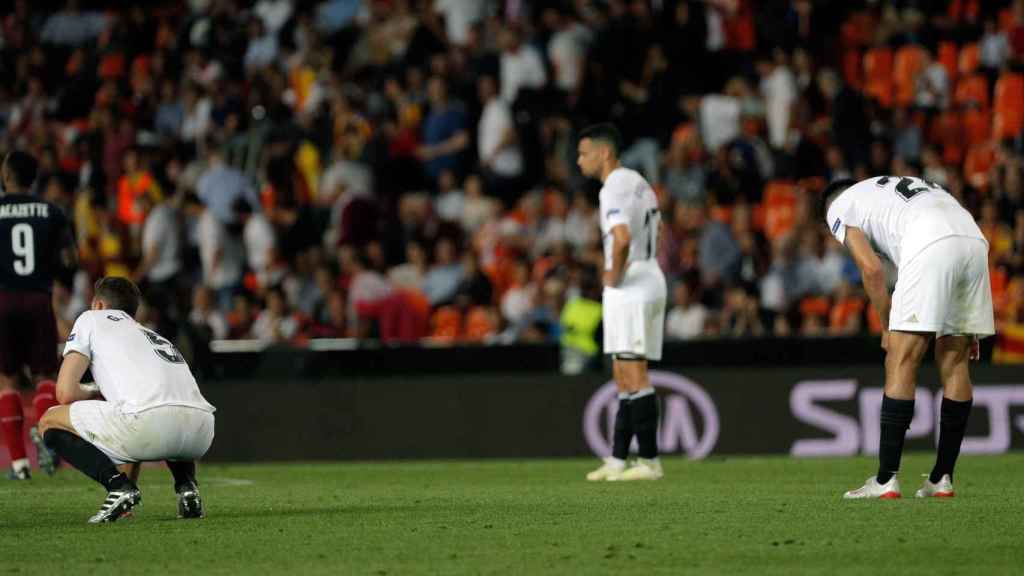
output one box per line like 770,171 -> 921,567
603,224 -> 630,288
844,227 -> 890,347
55,351 -> 98,405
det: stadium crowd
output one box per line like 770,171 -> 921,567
2,0 -> 1024,359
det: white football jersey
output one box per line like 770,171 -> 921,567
826,176 -> 985,267
599,167 -> 660,270
64,310 -> 215,415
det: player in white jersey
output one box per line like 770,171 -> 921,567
820,176 -> 993,500
577,124 -> 667,482
38,277 -> 216,523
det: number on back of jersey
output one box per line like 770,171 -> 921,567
141,328 -> 185,364
875,176 -> 946,201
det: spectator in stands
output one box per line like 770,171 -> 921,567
310,290 -> 351,339
197,196 -> 245,311
498,27 -> 547,105
759,48 -> 798,150
423,238 -> 464,306
196,146 -> 259,225
389,242 -> 428,292
980,18 -> 1012,72
239,198 -> 278,290
188,285 -> 229,342
665,282 -> 707,340
478,74 -> 524,208
545,6 -> 591,104
663,125 -> 707,204
697,203 -> 741,285
914,50 -> 950,111
418,76 -> 469,186
251,285 -> 300,343
226,292 -> 255,339
133,191 -> 183,338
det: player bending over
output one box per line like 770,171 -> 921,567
0,150 -> 76,480
577,124 -> 667,482
820,176 -> 993,499
38,277 -> 216,522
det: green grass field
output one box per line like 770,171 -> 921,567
3,454 -> 1023,575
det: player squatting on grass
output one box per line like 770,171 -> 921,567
577,124 -> 667,482
37,276 -> 217,523
820,176 -> 995,499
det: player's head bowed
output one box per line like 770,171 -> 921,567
92,276 -> 142,317
816,178 -> 857,225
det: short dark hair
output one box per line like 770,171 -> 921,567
3,150 -> 39,190
816,178 -> 857,223
579,123 -> 622,157
94,276 -> 141,317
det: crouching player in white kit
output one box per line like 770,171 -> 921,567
38,277 -> 216,522
820,177 -> 994,499
577,124 -> 667,481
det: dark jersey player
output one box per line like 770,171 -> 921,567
0,150 -> 77,480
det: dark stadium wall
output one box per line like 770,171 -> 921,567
201,364 -> 1024,462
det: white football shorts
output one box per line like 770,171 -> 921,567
603,259 -> 667,360
70,401 -> 215,464
890,236 -> 995,338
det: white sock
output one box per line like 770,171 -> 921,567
12,458 -> 29,472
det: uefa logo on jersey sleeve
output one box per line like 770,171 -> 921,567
831,218 -> 841,235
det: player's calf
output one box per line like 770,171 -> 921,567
168,460 -> 205,518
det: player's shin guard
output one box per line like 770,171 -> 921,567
0,390 -> 27,462
930,397 -> 972,483
611,393 -> 633,461
630,388 -> 659,459
877,395 -> 915,484
42,429 -> 131,491
32,380 -> 57,423
167,460 -> 197,492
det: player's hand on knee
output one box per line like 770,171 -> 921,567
881,330 -> 890,351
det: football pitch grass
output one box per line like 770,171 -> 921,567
3,454 -> 1023,575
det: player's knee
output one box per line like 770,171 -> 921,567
37,406 -> 68,434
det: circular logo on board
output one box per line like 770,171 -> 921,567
582,370 -> 720,459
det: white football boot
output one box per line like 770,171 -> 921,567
915,474 -> 955,498
586,457 -> 627,481
843,475 -> 901,499
609,458 -> 664,481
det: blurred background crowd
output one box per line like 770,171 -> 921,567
3,0 -> 1024,363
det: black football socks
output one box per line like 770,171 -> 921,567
167,460 -> 198,492
630,388 -> 659,460
876,395 -> 915,484
611,392 -> 633,461
43,429 -> 132,491
930,397 -> 973,483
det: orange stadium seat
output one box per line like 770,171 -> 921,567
962,108 -> 992,146
893,45 -> 927,107
993,73 -> 1024,140
429,306 -> 462,342
937,41 -> 958,82
863,47 -> 894,107
463,306 -> 497,342
953,74 -> 989,110
762,181 -> 797,241
957,42 -> 980,76
929,110 -> 964,164
963,144 -> 996,190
